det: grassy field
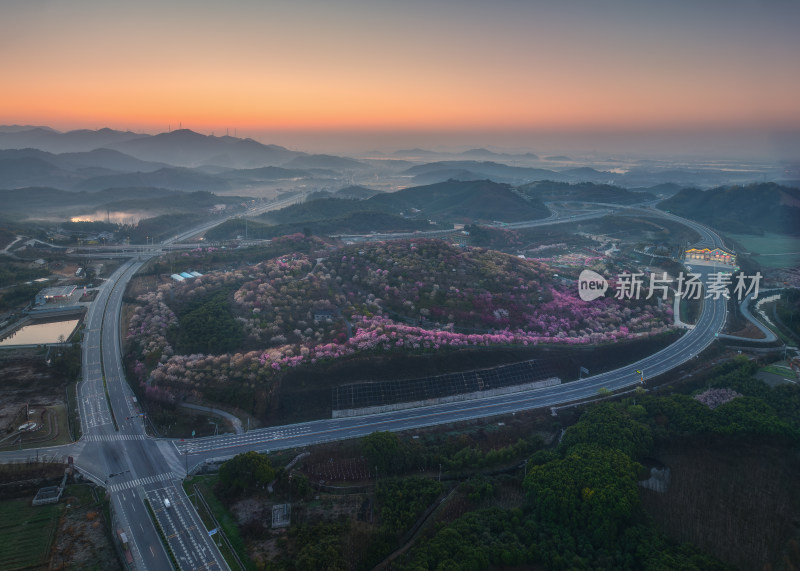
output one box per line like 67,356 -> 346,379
727,232 -> 800,269
759,363 -> 795,377
0,498 -> 62,570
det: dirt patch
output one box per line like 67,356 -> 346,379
50,486 -> 120,570
0,353 -> 68,438
238,492 -> 372,566
725,320 -> 768,339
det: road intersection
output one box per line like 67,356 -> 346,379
1,205 -> 731,569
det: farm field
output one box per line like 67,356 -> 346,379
0,498 -> 62,570
728,232 -> 800,269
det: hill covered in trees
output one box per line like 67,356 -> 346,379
517,180 -> 655,205
125,238 -> 673,417
205,180 -> 549,240
206,210 -> 438,241
201,357 -> 800,569
368,179 -> 549,223
657,182 -> 800,236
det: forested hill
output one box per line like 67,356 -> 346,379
367,179 -> 549,223
261,198 -> 387,224
262,179 -> 550,226
657,182 -> 800,236
518,180 -> 655,204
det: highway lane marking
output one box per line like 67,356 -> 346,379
85,434 -> 146,441
108,471 -> 178,493
86,228 -> 725,563
178,325 -> 725,455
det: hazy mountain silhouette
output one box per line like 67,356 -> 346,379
74,167 -> 234,192
76,163 -> 325,192
404,161 -> 559,184
461,148 -> 539,161
0,156 -> 79,189
0,148 -> 170,189
0,127 -> 144,153
283,154 -> 369,170
391,148 -> 447,158
0,125 -> 58,133
108,129 -> 306,168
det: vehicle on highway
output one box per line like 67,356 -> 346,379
164,497 -> 171,509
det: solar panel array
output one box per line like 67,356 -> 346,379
332,359 -> 556,411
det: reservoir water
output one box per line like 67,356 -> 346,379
0,319 -> 80,347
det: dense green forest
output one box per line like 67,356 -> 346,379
657,183 -> 800,236
207,357 -> 799,570
259,198 -> 389,224
517,181 -> 654,205
172,287 -> 244,354
776,288 -> 800,339
205,211 -> 438,241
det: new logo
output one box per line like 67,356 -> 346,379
578,269 -> 608,301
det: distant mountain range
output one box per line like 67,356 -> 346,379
109,129 -> 306,168
0,145 -> 337,192
0,126 -> 305,168
0,126 -> 792,193
391,147 -> 538,161
0,186 -> 245,222
0,127 -> 145,154
402,161 -> 562,185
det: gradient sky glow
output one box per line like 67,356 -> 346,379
2,0 -> 799,152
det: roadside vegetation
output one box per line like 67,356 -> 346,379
124,238 -> 675,423
197,357 -> 799,570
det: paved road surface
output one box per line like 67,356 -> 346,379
0,203 -> 731,570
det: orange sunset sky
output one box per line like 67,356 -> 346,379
2,0 -> 799,153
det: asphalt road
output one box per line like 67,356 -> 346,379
0,203 -> 730,570
172,265 -> 726,466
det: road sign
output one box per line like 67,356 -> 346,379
192,430 -> 195,437
208,528 -> 218,537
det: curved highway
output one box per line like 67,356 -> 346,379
1,202 -> 730,570
173,266 -> 726,466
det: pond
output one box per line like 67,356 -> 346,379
0,319 -> 80,347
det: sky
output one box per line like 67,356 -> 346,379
2,0 -> 799,154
